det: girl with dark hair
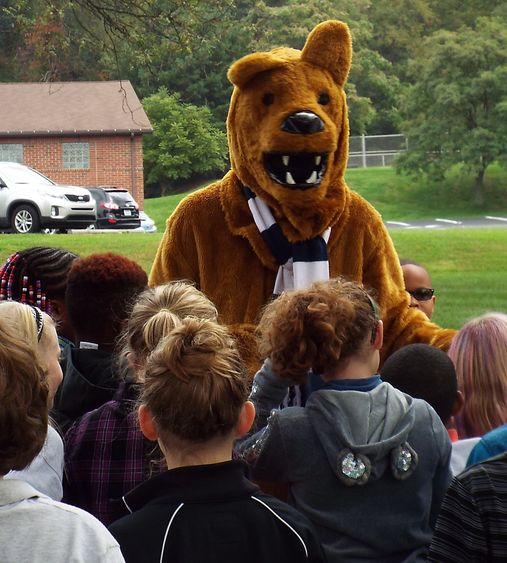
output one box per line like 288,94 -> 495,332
0,246 -> 78,348
109,317 -> 325,563
52,253 -> 148,432
237,277 -> 451,562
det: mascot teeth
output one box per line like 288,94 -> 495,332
264,152 -> 328,190
306,171 -> 318,184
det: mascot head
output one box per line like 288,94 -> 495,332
227,20 -> 352,240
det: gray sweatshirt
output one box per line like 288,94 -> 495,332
238,361 -> 452,562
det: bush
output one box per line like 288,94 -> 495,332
142,89 -> 228,193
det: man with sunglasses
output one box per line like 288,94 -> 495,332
400,259 -> 436,319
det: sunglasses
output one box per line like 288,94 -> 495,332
407,288 -> 434,302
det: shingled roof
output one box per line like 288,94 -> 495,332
0,81 -> 152,136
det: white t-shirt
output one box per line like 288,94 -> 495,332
0,479 -> 124,562
450,437 -> 481,475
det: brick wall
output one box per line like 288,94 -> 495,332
0,134 -> 145,208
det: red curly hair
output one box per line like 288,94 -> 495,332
66,253 -> 147,342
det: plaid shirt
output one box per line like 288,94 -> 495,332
63,382 -> 165,526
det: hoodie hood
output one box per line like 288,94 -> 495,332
52,348 -> 119,433
306,382 -> 417,483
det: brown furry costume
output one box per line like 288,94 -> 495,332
150,21 -> 455,372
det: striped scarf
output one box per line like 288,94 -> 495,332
242,186 -> 330,295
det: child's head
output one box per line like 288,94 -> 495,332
0,246 -> 78,340
139,318 -> 251,451
65,253 -> 147,348
258,277 -> 381,384
448,312 -> 507,438
0,301 -> 62,475
124,282 -> 218,376
400,259 -> 435,319
380,343 -> 460,425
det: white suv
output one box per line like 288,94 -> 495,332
0,162 -> 96,233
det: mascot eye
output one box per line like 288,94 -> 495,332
262,92 -> 275,106
318,92 -> 330,105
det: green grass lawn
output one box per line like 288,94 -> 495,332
1,166 -> 506,329
390,229 -> 507,329
344,164 -> 507,220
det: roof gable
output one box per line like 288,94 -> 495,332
0,81 -> 152,136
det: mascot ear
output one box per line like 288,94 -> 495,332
228,49 -> 298,89
301,20 -> 352,88
228,53 -> 284,89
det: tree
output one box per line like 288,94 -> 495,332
243,0 -> 401,134
397,17 -> 507,205
142,89 -> 228,193
0,0 -> 235,82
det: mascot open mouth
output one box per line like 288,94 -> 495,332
264,152 -> 328,190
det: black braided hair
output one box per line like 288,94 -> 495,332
0,247 -> 78,312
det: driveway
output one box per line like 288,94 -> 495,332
385,215 -> 507,230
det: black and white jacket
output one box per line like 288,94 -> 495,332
109,460 -> 326,563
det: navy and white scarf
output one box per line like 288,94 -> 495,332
242,186 -> 331,295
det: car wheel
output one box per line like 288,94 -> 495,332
11,204 -> 41,234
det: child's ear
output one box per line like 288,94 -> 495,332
373,320 -> 384,350
235,401 -> 256,438
138,404 -> 158,442
451,390 -> 464,418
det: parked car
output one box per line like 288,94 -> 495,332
87,187 -> 141,230
0,162 -> 96,234
139,211 -> 157,233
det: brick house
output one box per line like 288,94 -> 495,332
0,81 -> 152,207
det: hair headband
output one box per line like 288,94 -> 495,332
28,304 -> 44,342
365,292 -> 380,344
365,292 -> 380,321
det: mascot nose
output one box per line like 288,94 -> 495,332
281,111 -> 324,134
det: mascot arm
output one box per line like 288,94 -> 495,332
362,219 -> 456,360
149,201 -> 200,288
149,194 -> 262,378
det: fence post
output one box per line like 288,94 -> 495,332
361,134 -> 366,168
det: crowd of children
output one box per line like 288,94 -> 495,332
0,248 -> 506,562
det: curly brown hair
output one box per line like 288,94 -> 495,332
258,277 -> 379,384
141,318 -> 248,444
0,302 -> 49,475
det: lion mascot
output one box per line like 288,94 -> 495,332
150,20 -> 455,374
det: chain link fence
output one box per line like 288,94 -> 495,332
347,134 -> 407,168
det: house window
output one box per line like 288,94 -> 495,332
0,144 -> 23,163
62,142 -> 90,169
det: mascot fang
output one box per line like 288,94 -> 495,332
150,20 -> 455,374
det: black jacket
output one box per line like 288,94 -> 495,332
52,347 -> 120,433
109,460 -> 326,563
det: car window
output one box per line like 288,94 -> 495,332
89,189 -> 108,202
108,191 -> 136,205
0,166 -> 54,186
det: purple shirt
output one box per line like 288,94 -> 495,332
63,383 -> 165,526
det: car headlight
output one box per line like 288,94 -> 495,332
42,191 -> 67,200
